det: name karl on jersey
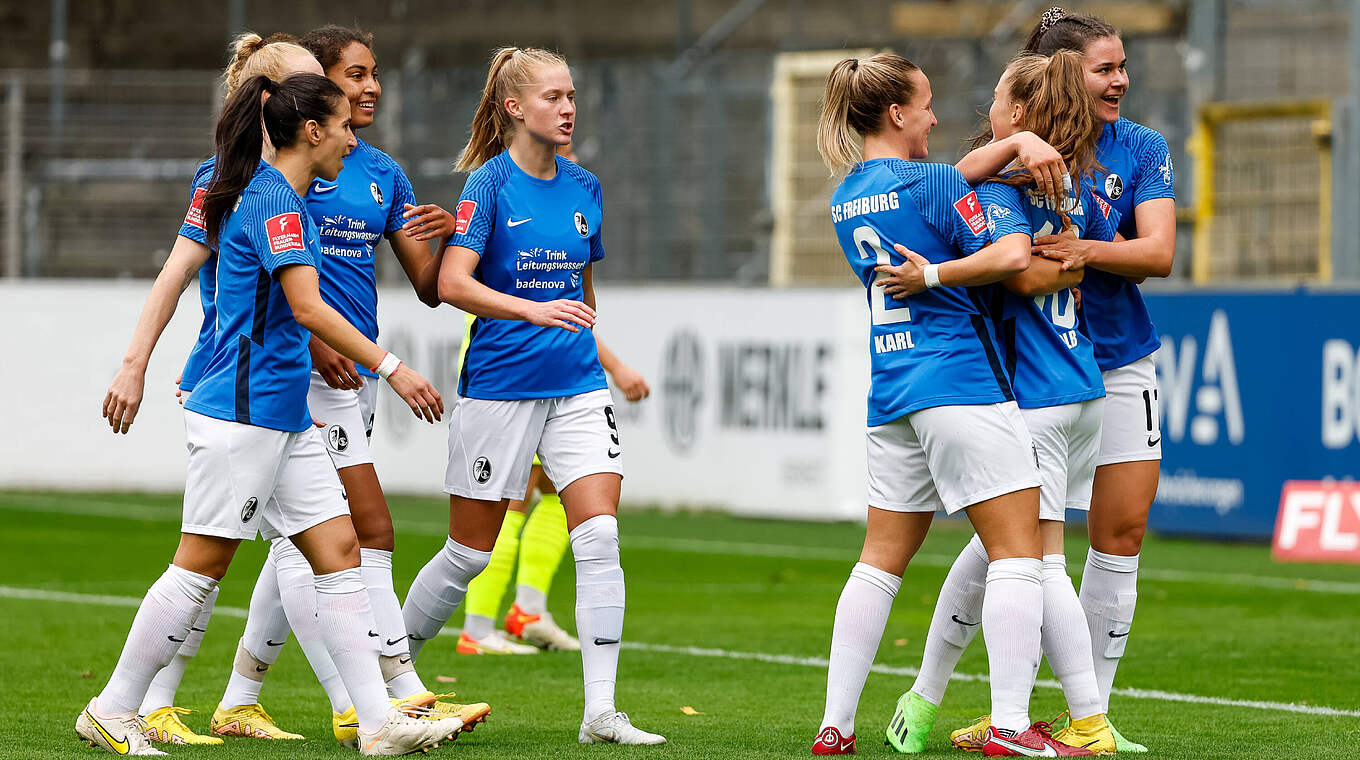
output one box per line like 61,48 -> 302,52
831,192 -> 900,223
515,247 -> 584,289
873,330 -> 915,354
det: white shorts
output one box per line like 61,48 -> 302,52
181,411 -> 349,541
1096,355 -> 1162,466
1022,398 -> 1104,521
866,401 -> 1041,515
308,371 -> 379,469
444,388 -> 623,501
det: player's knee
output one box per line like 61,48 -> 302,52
1094,519 -> 1146,556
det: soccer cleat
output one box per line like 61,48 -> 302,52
76,698 -> 167,756
358,707 -> 463,756
884,691 -> 937,753
578,711 -> 666,745
1108,721 -> 1148,753
142,706 -> 223,745
334,706 -> 359,748
812,726 -> 856,754
1052,714 -> 1116,755
395,691 -> 492,733
951,715 -> 991,752
518,610 -> 581,651
210,703 -> 305,739
982,723 -> 1094,757
456,630 -> 539,655
503,602 -> 538,638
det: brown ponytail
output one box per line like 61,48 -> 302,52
455,46 -> 569,173
1022,6 -> 1118,56
816,53 -> 921,173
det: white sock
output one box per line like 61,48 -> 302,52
1079,548 -> 1139,713
359,548 -> 426,699
402,538 -> 491,660
314,567 -> 389,734
514,585 -> 548,616
220,640 -> 272,710
97,564 -> 216,717
140,585 -> 218,714
1041,554 -> 1103,720
911,534 -> 987,705
982,557 -> 1043,733
571,515 -> 626,724
220,550 -> 295,710
272,539 -> 351,713
820,562 -> 901,737
463,613 -> 495,641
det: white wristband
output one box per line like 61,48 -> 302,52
923,263 -> 942,289
373,352 -> 403,380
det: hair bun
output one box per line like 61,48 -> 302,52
1039,7 -> 1067,34
232,32 -> 265,61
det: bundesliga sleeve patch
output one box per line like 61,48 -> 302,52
454,200 -> 477,236
1094,194 -> 1113,219
953,192 -> 987,236
183,188 -> 207,230
265,212 -> 305,255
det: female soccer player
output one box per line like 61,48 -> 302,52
78,72 -> 462,757
812,53 -> 1090,757
1021,9 -> 1177,752
398,46 -> 664,745
884,51 -> 1117,755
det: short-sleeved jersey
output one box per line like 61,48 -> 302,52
447,152 -> 607,400
1083,118 -> 1176,371
185,164 -> 320,432
831,159 -> 1014,426
976,178 -> 1111,409
177,156 -> 220,392
306,137 -> 418,377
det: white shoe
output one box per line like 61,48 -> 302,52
456,630 -> 539,655
76,698 -> 167,756
520,612 -> 581,651
578,711 -> 666,745
357,707 -> 463,756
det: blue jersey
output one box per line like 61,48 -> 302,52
306,138 -> 418,378
177,157 -> 219,392
185,164 -> 320,432
831,159 -> 1013,426
1083,118 -> 1176,370
976,178 -> 1111,408
448,152 -> 607,400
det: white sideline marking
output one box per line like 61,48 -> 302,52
3,585 -> 1357,719
5,493 -> 1360,595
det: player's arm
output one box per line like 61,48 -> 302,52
1033,198 -> 1174,277
877,234 -> 1030,297
437,245 -> 596,333
386,226 -> 441,307
103,235 -> 212,434
278,264 -> 443,422
597,335 -> 650,402
955,132 -> 1068,202
1004,252 -> 1084,297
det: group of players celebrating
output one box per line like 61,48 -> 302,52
78,5 -> 1172,758
815,6 -> 1173,758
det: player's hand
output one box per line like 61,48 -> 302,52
610,364 -> 651,402
175,374 -> 185,405
1034,233 -> 1093,271
309,335 -> 362,390
102,365 -> 146,434
401,203 -> 455,242
1014,131 -> 1067,205
875,244 -> 931,297
385,364 -> 444,423
1072,287 -> 1083,310
525,299 -> 596,333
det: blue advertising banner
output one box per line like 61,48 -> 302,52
1144,288 -> 1360,539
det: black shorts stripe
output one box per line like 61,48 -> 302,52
234,334 -> 252,425
970,313 -> 1015,402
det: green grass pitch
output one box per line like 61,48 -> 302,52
2,490 -> 1357,759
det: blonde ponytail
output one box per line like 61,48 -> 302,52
221,31 -> 311,98
815,53 -> 921,174
816,59 -> 862,173
455,46 -> 569,173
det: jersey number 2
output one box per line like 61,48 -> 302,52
853,225 -> 912,326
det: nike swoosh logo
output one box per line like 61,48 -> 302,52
368,631 -> 380,637
386,636 -> 408,647
409,633 -> 427,641
255,665 -> 269,672
88,712 -> 130,754
951,614 -> 980,626
990,735 -> 1058,757
311,183 -> 338,194
1109,630 -> 1130,638
167,635 -> 186,643
607,449 -> 621,459
593,637 -> 621,646
399,657 -> 411,665
507,217 -> 532,227
191,626 -> 207,633
1147,435 -> 1161,446
266,639 -> 286,647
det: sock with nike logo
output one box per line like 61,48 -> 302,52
820,561 -> 901,737
911,533 -> 988,706
273,538 -> 351,713
1079,548 -> 1139,713
221,547 -> 294,709
402,538 -> 492,660
98,564 -> 216,717
360,548 -> 427,698
140,584 -> 219,714
315,567 -> 388,734
983,557 -> 1043,733
219,639 -> 274,710
1041,553 -> 1102,721
571,514 -> 625,723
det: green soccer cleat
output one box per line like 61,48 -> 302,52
1108,720 -> 1148,753
884,691 -> 938,753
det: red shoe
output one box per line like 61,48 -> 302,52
812,726 -> 856,755
982,722 -> 1094,756
503,603 -> 540,638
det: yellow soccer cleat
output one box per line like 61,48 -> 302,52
333,706 -> 359,748
209,703 -> 304,740
142,706 -> 223,745
950,714 -> 990,752
1052,714 -> 1117,755
395,691 -> 492,734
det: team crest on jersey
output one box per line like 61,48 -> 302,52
1104,173 -> 1124,201
953,192 -> 987,236
370,182 -> 384,206
328,425 -> 350,453
574,211 -> 590,237
985,203 -> 1010,233
240,497 -> 258,523
1159,153 -> 1174,186
455,201 -> 477,236
473,456 -> 493,484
